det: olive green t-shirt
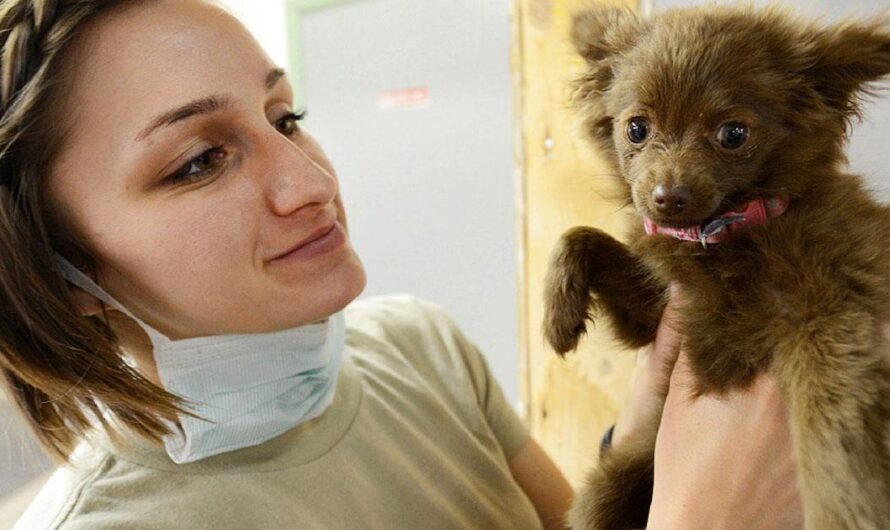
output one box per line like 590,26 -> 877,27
15,296 -> 541,529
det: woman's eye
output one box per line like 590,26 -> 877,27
275,111 -> 305,137
717,121 -> 749,150
167,147 -> 228,184
627,117 -> 650,144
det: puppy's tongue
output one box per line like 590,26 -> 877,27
644,218 -> 707,243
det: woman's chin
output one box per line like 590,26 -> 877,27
294,256 -> 366,325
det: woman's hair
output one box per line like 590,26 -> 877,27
0,0 -> 182,461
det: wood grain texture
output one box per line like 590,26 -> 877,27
511,0 -> 641,486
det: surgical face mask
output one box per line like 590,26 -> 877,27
55,256 -> 345,464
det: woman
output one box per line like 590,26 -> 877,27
1,0 -> 800,528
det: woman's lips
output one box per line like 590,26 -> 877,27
269,222 -> 346,264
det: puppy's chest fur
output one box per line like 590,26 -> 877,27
633,184 -> 890,393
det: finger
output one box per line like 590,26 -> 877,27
649,283 -> 685,378
744,373 -> 790,424
666,348 -> 697,401
659,282 -> 685,335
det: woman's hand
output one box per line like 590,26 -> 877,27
646,343 -> 803,529
611,285 -> 684,448
612,284 -> 803,529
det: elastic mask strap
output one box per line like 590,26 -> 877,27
54,254 -> 169,346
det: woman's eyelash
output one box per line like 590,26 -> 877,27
166,146 -> 228,185
275,110 -> 306,136
164,110 -> 308,186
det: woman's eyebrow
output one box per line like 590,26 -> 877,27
137,95 -> 233,141
136,68 -> 287,142
266,67 -> 286,90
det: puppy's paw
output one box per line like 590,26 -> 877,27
542,228 -> 602,354
543,289 -> 595,355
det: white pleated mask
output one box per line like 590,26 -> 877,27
55,255 -> 345,464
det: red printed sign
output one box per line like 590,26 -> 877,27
377,86 -> 430,110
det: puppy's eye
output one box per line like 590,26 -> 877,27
717,121 -> 749,150
627,117 -> 650,144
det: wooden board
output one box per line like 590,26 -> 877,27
511,0 -> 641,486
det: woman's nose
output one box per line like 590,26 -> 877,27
257,132 -> 337,218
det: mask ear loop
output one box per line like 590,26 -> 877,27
53,254 -> 170,348
53,254 -> 191,437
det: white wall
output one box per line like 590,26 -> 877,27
218,0 -> 289,67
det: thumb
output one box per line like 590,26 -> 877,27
647,282 -> 685,392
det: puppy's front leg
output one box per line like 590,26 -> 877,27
773,333 -> 890,529
543,226 -> 666,354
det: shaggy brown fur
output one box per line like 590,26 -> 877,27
543,5 -> 890,529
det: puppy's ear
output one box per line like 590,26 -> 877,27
571,7 -> 647,64
570,8 -> 648,173
803,20 -> 890,116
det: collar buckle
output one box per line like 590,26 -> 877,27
699,214 -> 746,247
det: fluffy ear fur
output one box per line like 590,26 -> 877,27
571,7 -> 647,65
570,8 -> 649,172
802,19 -> 890,118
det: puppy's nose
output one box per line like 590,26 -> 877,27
652,185 -> 692,215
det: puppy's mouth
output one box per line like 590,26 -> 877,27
637,189 -> 747,229
641,192 -> 752,229
633,183 -> 729,229
642,204 -> 724,229
644,213 -> 711,229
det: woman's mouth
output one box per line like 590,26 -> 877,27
269,222 -> 346,264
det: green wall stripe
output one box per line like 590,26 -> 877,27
286,0 -> 367,110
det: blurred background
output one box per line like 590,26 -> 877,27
2,0 -> 889,523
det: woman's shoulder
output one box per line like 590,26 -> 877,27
344,294 -> 492,403
14,441 -> 222,530
345,295 -> 463,354
13,440 -> 207,530
345,294 -> 455,332
12,443 -> 114,530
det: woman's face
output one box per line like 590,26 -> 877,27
46,0 -> 366,339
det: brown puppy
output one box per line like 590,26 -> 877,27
544,5 -> 890,529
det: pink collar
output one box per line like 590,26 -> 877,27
643,196 -> 789,247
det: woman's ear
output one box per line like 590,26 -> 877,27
53,246 -> 108,317
68,284 -> 104,317
802,20 -> 890,116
